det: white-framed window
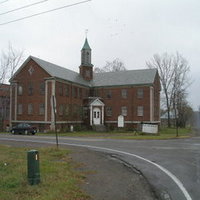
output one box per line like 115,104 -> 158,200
28,104 -> 33,115
39,103 -> 45,115
18,85 -> 23,95
137,106 -> 144,116
17,104 -> 22,115
121,106 -> 127,116
106,107 -> 112,116
137,88 -> 144,98
121,89 -> 128,98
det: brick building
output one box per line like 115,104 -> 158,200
0,84 -> 10,131
9,38 -> 161,132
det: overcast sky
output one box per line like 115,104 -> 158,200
0,0 -> 199,110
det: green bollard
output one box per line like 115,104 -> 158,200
27,150 -> 40,185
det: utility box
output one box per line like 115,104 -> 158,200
27,150 -> 40,185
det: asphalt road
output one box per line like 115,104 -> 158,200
0,134 -> 199,200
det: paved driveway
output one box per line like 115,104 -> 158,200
0,134 -> 199,200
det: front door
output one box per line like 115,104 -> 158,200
93,107 -> 101,125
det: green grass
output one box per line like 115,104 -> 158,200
0,145 -> 90,200
38,127 -> 192,140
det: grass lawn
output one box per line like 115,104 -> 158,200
38,127 -> 192,140
0,145 -> 90,200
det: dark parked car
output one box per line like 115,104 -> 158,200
11,123 -> 37,135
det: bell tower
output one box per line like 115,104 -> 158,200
79,37 -> 93,81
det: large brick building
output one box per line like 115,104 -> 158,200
9,38 -> 161,132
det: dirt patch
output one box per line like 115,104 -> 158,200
70,147 -> 158,200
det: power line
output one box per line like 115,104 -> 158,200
0,0 -> 92,26
0,0 -> 50,16
0,0 -> 9,5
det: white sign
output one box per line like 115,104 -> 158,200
118,115 -> 124,127
142,124 -> 158,134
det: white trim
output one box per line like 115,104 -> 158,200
90,105 -> 92,126
51,80 -> 56,130
9,84 -> 12,127
105,121 -> 160,124
45,80 -> 48,122
14,83 -> 17,120
11,120 -> 83,124
150,86 -> 154,122
102,105 -> 104,124
90,98 -> 105,106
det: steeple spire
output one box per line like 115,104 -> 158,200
79,36 -> 93,81
82,37 -> 91,50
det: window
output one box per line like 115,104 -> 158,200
72,87 -> 77,98
59,105 -> 64,116
106,90 -> 112,98
28,82 -> 33,95
137,88 -> 144,98
85,70 -> 91,78
121,89 -> 128,98
40,82 -> 45,95
59,85 -> 63,96
137,106 -> 144,116
18,85 -> 23,95
17,104 -> 22,115
106,107 -> 112,116
39,103 -> 45,115
121,106 -> 127,116
64,105 -> 70,117
65,85 -> 69,96
85,89 -> 89,97
79,88 -> 82,98
77,88 -> 80,98
28,104 -> 33,115
93,89 -> 99,97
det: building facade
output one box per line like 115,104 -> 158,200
0,84 -> 10,131
9,38 -> 161,132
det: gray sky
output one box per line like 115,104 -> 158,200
0,0 -> 199,110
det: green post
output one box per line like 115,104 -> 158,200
27,150 -> 40,185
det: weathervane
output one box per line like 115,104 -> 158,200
85,29 -> 88,38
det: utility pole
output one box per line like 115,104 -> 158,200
52,95 -> 58,148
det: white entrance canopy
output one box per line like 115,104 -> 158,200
89,98 -> 105,126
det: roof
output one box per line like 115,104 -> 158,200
81,38 -> 91,50
10,56 -> 157,88
10,56 -> 91,87
92,68 -> 157,87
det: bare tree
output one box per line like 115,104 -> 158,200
0,44 -> 24,130
146,52 -> 191,128
94,58 -> 126,73
0,44 -> 24,84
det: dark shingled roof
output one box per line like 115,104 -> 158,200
31,56 -> 90,86
10,56 -> 157,87
92,69 -> 157,87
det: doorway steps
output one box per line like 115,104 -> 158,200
92,125 -> 107,132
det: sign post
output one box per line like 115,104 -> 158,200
52,95 -> 58,148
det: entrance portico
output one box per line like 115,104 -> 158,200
89,98 -> 105,126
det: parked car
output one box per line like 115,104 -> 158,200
10,123 -> 37,135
